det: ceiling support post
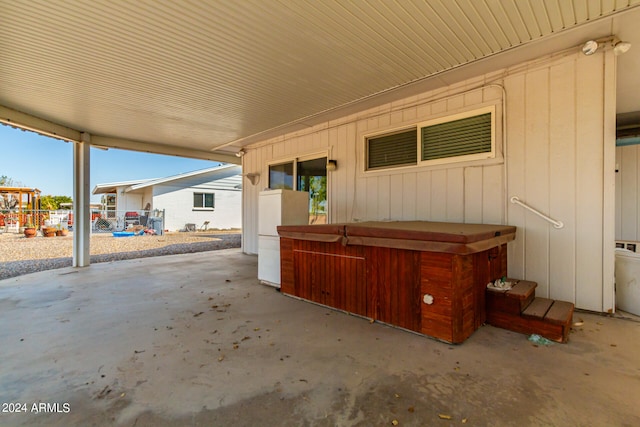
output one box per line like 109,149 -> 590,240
73,133 -> 91,267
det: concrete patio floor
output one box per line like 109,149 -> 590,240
1,249 -> 639,427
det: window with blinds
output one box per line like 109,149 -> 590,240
418,106 -> 495,166
364,106 -> 496,171
366,128 -> 417,170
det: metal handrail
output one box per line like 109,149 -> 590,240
510,196 -> 564,229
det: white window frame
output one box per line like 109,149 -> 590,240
362,104 -> 499,173
267,151 -> 329,191
364,126 -> 418,171
417,105 -> 496,167
193,192 -> 215,211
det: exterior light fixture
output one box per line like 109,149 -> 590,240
245,173 -> 260,185
326,159 -> 337,171
582,40 -> 599,55
235,149 -> 245,157
614,40 -> 632,55
581,36 -> 631,56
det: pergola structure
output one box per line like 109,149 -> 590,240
0,186 -> 42,228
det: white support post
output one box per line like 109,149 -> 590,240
73,133 -> 91,267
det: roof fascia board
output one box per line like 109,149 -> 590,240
129,165 -> 241,191
0,105 -> 80,143
91,135 -> 240,165
0,105 -> 240,164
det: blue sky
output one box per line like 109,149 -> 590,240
0,124 -> 220,202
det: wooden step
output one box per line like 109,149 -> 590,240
486,279 -> 537,315
505,280 -> 537,301
486,296 -> 574,343
522,297 -> 554,319
544,300 -> 575,326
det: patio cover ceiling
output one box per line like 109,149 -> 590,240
1,0 -> 640,164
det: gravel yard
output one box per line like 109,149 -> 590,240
0,230 -> 241,280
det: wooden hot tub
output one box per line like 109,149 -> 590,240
277,221 -> 516,343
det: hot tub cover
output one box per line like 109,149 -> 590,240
277,221 -> 516,254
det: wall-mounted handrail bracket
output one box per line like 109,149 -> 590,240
510,196 -> 564,229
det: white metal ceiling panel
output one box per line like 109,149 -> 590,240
0,0 -> 639,160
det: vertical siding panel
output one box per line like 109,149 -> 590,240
431,170 -> 448,220
346,123 -> 358,221
378,175 -> 391,220
315,129 -> 326,150
272,141 -> 281,159
464,167 -> 484,223
402,104 -> 417,123
244,151 -> 251,250
416,102 -> 431,121
523,68 -> 551,297
299,135 -> 311,155
505,74 -> 526,280
416,171 -> 431,220
447,95 -> 464,112
403,173 -> 417,220
328,127 -> 338,223
447,168 -> 464,222
548,60 -> 577,302
245,146 -> 265,254
390,174 -> 404,220
602,50 -> 616,312
464,89 -> 483,107
389,110 -> 403,126
353,122 -> 368,221
575,53 -> 604,311
620,145 -> 637,240
334,126 -> 347,223
366,177 -> 378,220
432,100 -> 447,116
482,165 -> 504,225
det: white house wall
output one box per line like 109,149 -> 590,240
114,187 -> 143,212
242,50 -> 616,312
153,184 -> 241,231
141,187 -> 153,212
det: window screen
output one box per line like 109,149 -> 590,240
421,112 -> 492,161
367,129 -> 417,170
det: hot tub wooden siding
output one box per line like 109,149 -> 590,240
278,222 -> 514,343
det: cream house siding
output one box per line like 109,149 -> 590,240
242,50 -> 616,312
153,184 -> 241,231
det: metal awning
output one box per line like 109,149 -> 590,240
1,0 -> 639,161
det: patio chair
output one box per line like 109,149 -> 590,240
199,221 -> 210,231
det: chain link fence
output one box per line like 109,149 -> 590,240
0,209 -> 165,235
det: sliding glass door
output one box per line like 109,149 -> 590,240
268,156 -> 327,224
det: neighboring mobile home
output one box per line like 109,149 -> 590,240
92,165 -> 242,231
